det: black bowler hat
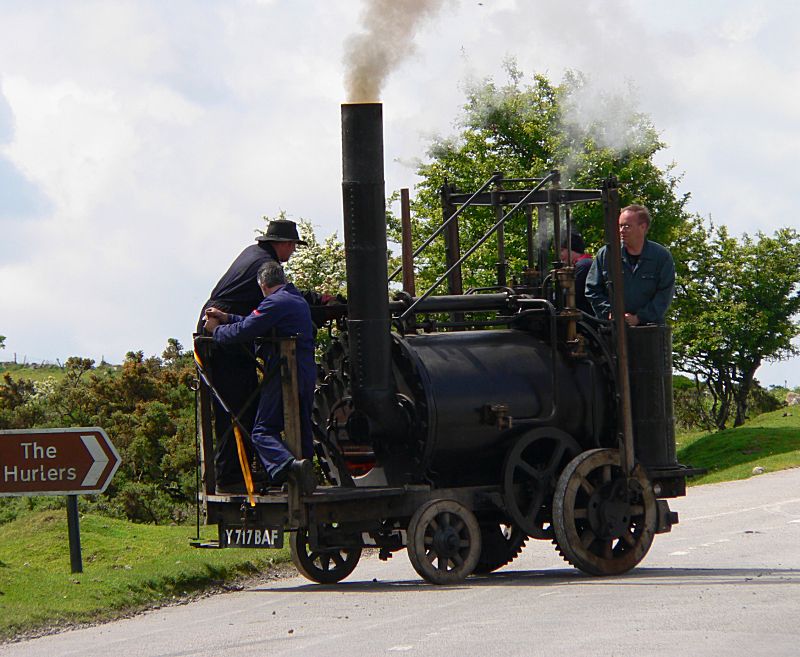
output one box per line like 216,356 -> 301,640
561,232 -> 585,254
256,219 -> 308,245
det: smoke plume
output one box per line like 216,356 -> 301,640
343,0 -> 447,103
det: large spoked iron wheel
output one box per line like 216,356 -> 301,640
552,448 -> 657,576
290,527 -> 362,584
472,522 -> 528,575
502,428 -> 581,539
407,499 -> 482,585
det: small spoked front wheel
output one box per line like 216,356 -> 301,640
290,526 -> 362,584
406,499 -> 482,585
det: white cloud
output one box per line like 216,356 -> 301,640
4,77 -> 139,217
717,3 -> 769,43
0,0 -> 798,385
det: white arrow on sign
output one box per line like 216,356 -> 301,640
81,434 -> 110,487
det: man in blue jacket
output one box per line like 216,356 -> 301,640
586,204 -> 675,325
204,261 -> 317,495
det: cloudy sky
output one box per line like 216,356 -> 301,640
1,0 -> 799,386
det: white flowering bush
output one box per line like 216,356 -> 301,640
259,214 -> 346,296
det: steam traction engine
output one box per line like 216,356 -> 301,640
198,103 -> 698,585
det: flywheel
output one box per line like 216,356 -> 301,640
502,428 -> 581,539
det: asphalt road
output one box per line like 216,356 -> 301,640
3,468 -> 799,657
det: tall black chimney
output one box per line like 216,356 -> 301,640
341,103 -> 406,443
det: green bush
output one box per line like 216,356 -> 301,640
0,340 -> 199,525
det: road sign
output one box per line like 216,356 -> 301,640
0,427 -> 121,496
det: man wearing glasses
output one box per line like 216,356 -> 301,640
585,204 -> 675,326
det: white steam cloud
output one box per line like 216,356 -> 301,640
561,81 -> 650,155
343,0 -> 447,102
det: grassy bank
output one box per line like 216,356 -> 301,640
0,511 -> 290,641
677,407 -> 800,484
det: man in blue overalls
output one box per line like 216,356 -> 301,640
197,219 -> 307,490
204,261 -> 317,495
586,204 -> 675,325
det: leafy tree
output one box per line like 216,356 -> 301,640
389,63 -> 800,432
162,337 -> 184,363
673,373 -> 783,431
0,335 -> 5,350
671,219 -> 800,428
392,64 -> 691,292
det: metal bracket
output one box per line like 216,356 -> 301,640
480,403 -> 512,430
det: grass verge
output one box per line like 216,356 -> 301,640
0,511 -> 290,642
677,407 -> 800,484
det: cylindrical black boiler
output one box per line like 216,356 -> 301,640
391,329 -> 613,486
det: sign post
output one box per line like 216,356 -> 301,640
0,428 -> 121,573
66,495 -> 82,573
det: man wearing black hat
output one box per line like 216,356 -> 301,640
560,232 -> 593,315
197,218 -> 310,493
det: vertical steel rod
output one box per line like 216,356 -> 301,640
603,180 -> 635,474
525,205 -> 534,269
197,340 -> 216,496
443,188 -> 463,296
495,201 -> 507,287
400,188 -> 416,297
565,206 -> 573,266
537,206 -> 549,275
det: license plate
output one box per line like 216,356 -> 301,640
220,525 -> 284,548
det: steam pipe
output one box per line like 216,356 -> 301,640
341,103 -> 407,443
389,292 -> 513,314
